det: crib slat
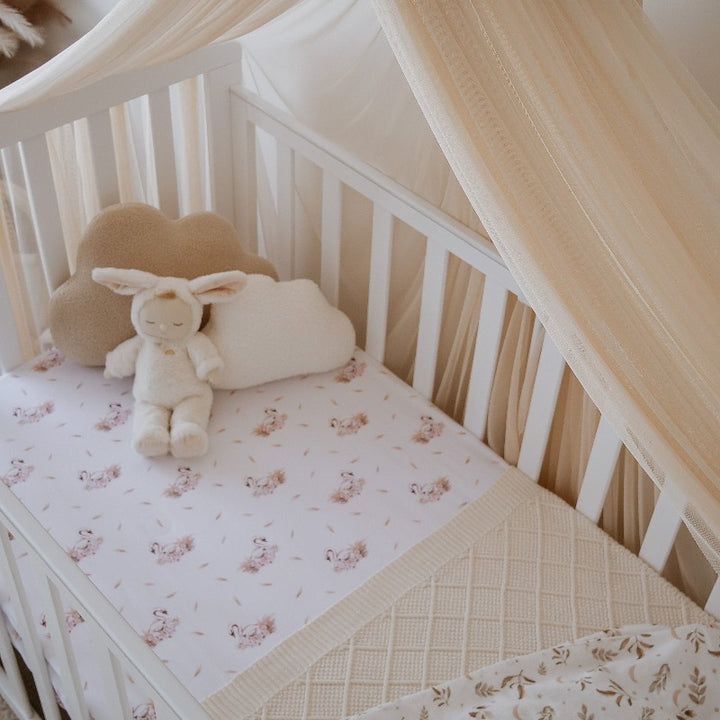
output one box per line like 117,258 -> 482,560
0,619 -> 30,715
0,566 -> 35,718
0,261 -> 25,373
575,417 -> 624,522
92,629 -> 132,719
147,88 -> 179,218
0,672 -> 33,720
413,241 -> 448,398
231,93 -> 258,251
1,146 -> 36,252
639,490 -> 682,572
276,142 -> 295,281
320,172 -> 342,306
516,333 -> 566,481
33,570 -> 89,719
18,135 -> 69,295
463,278 -> 508,440
1,146 -> 44,369
705,576 -> 720,618
3,142 -> 52,336
0,530 -> 62,720
85,109 -> 120,215
365,205 -> 394,361
205,61 -> 243,223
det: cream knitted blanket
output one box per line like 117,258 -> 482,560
203,467 -> 715,719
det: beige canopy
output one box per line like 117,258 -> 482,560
0,0 -> 718,564
373,0 -> 720,562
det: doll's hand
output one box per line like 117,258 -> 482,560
196,356 -> 223,382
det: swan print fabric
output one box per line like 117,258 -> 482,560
0,347 -> 506,712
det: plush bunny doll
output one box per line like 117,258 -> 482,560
92,268 -> 246,459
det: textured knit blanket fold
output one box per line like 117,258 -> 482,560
203,467 -> 716,719
349,623 -> 720,720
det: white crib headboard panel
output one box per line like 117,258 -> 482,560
0,42 -> 246,374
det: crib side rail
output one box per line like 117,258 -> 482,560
0,480 -> 211,720
0,43 -> 243,145
231,88 -> 720,617
232,87 -> 562,479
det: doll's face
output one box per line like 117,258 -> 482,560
138,295 -> 195,341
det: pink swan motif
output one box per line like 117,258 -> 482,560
410,477 -> 451,503
325,540 -> 368,572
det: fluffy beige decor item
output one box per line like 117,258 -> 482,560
49,203 -> 277,366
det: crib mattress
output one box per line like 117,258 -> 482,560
206,467 -> 716,720
0,347 -> 507,714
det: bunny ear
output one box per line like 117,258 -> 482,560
188,270 -> 247,305
92,267 -> 160,295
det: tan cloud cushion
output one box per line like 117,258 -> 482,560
49,203 -> 277,366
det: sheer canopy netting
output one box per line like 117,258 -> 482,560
0,1 -> 298,111
0,0 -> 717,576
373,0 -> 720,565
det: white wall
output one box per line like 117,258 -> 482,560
43,0 -> 119,57
644,0 -> 720,108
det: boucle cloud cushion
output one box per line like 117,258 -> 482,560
49,204 -> 277,366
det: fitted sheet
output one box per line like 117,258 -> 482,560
0,347 -> 507,715
208,467 -> 716,720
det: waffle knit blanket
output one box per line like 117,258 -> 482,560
203,467 -> 715,719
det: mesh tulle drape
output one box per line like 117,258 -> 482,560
0,0 -> 296,111
240,0 -> 717,601
0,0 -> 717,602
372,0 -> 720,576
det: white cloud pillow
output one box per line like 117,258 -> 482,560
204,274 -> 356,389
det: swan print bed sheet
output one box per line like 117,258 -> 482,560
0,347 -> 507,715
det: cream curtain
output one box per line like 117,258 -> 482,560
372,0 -> 720,566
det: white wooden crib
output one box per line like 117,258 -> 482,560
0,40 -> 717,720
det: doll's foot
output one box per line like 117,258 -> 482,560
171,422 -> 208,458
134,426 -> 170,457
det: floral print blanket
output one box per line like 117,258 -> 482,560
351,623 -> 720,720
